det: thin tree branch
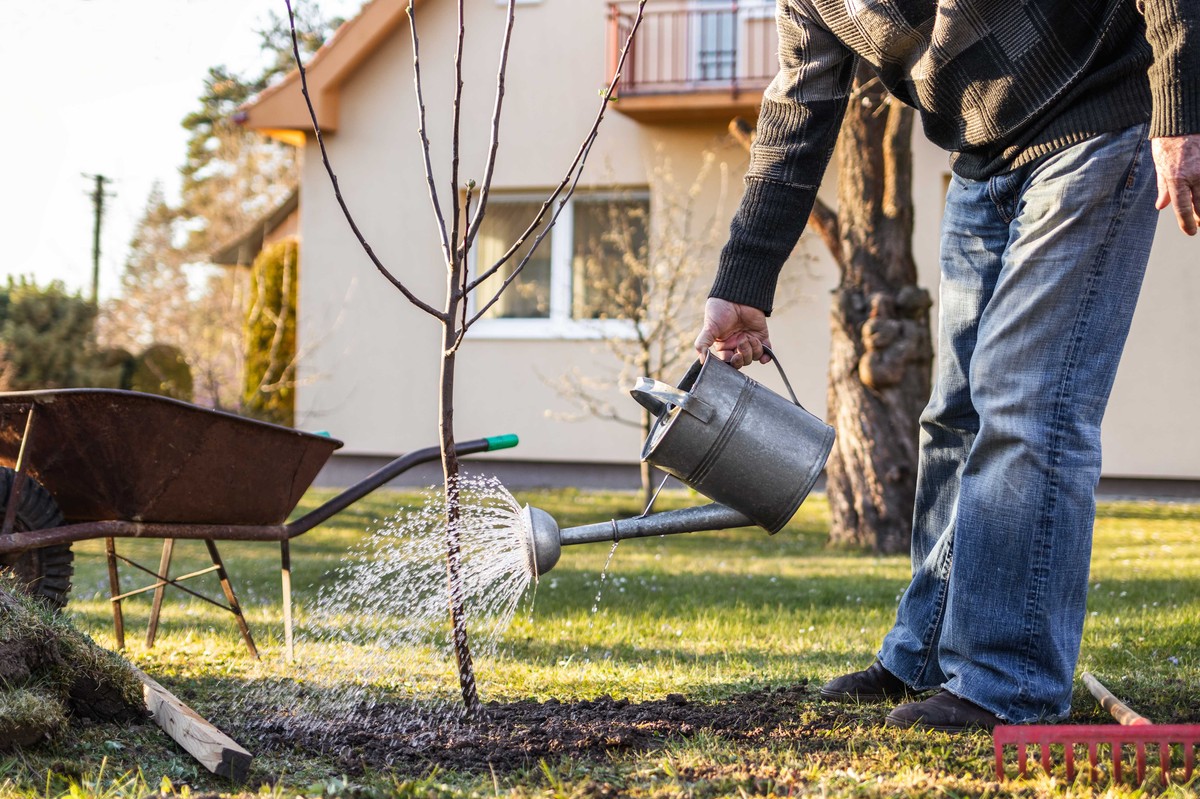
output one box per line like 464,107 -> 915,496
406,0 -> 453,268
285,0 -> 444,320
448,0 -> 466,269
809,198 -> 846,269
447,184 -> 474,356
464,0 -> 648,323
728,116 -> 755,151
883,100 -> 914,219
545,370 -> 643,429
463,0 -> 517,254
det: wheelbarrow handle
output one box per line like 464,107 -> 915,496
1082,672 -> 1152,726
285,435 -> 519,538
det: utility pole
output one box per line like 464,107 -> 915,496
84,173 -> 115,305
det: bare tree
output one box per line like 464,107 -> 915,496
98,184 -> 191,353
98,184 -> 251,410
731,63 -> 932,555
545,150 -> 730,507
286,0 -> 647,714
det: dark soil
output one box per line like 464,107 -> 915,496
67,675 -> 146,724
0,635 -> 51,684
255,681 -> 852,776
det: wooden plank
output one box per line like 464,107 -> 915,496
133,667 -> 252,781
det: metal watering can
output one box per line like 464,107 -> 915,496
521,348 -> 835,576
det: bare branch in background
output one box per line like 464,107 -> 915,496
546,148 -> 730,505
544,367 -> 644,428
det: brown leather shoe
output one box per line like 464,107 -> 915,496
884,690 -> 1001,731
818,661 -> 914,702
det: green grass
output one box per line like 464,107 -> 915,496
5,488 -> 1199,798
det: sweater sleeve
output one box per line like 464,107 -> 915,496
1142,0 -> 1200,137
709,1 -> 857,315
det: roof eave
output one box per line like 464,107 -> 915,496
236,0 -> 413,138
211,188 -> 301,266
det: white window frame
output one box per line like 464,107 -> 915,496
468,190 -> 649,341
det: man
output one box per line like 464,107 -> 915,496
694,0 -> 1199,731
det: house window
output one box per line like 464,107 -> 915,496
475,200 -> 553,319
472,192 -> 650,338
695,1 -> 737,81
691,0 -> 774,83
572,197 -> 649,320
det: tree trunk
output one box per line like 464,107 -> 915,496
439,318 -> 479,716
824,64 -> 933,554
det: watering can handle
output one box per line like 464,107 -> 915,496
761,346 -> 803,408
633,347 -> 799,420
630,377 -> 715,423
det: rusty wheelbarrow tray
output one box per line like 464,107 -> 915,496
0,388 -> 518,658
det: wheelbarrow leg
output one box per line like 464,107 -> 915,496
105,537 -> 126,650
202,540 -> 258,659
281,540 -> 294,662
146,539 -> 175,648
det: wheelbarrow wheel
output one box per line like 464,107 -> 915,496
0,467 -> 73,610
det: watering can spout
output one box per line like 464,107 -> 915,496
521,503 -> 753,578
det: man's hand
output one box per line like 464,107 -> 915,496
1152,134 -> 1200,236
693,298 -> 772,368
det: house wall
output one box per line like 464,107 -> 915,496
295,0 -> 776,464
295,0 -> 1200,483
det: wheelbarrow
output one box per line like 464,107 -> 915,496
0,388 -> 518,659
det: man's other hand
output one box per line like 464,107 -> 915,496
693,298 -> 772,368
1152,134 -> 1200,236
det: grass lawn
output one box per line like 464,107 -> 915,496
3,487 -> 1198,798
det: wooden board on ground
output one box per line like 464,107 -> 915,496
133,666 -> 252,781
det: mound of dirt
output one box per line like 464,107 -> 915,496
0,583 -> 146,749
255,682 -> 838,775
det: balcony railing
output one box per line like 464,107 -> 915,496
607,1 -> 778,99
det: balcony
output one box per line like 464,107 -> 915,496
607,1 -> 777,123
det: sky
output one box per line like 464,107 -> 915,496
0,0 -> 362,301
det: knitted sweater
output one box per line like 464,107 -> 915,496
712,0 -> 1200,315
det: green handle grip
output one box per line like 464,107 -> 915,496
484,434 -> 519,451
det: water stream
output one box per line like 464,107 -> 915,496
590,541 -> 620,618
230,475 -> 534,743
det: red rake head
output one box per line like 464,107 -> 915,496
994,724 -> 1198,785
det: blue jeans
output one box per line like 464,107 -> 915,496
877,125 -> 1158,723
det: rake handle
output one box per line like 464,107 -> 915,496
1082,672 -> 1152,726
